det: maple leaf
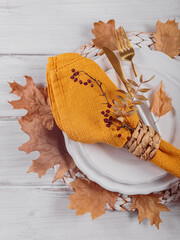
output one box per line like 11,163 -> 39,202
130,194 -> 170,229
9,76 -> 54,130
19,117 -> 77,182
92,19 -> 117,53
153,19 -> 180,58
69,178 -> 118,219
150,81 -> 172,118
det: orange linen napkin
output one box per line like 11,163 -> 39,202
46,53 -> 180,178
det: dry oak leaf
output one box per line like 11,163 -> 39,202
153,19 -> 180,58
150,81 -> 172,117
9,76 -> 54,130
69,178 -> 118,219
19,117 -> 77,182
92,19 -> 117,53
130,194 -> 170,229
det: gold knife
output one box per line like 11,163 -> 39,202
103,47 -> 132,96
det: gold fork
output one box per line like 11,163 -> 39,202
116,27 -> 138,77
116,27 -> 161,135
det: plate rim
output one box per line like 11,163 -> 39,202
64,132 -> 178,195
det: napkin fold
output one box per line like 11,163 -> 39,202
47,53 -> 180,178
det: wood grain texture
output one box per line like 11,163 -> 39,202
0,0 -> 180,239
0,0 -> 179,54
0,188 -> 180,240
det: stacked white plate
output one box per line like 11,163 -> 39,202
63,48 -> 180,195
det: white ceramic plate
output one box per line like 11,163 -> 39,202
64,48 -> 180,193
79,68 -> 180,184
63,133 -> 178,195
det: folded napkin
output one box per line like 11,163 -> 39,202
47,53 -> 180,178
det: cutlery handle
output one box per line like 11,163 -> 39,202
132,62 -> 162,136
134,76 -> 162,136
131,61 -> 138,77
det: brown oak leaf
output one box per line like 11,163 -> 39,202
153,19 -> 180,58
69,178 -> 118,219
9,76 -> 54,130
92,19 -> 117,53
151,81 -> 172,117
19,117 -> 77,182
130,194 -> 170,229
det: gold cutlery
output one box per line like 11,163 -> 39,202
103,46 -> 155,128
115,27 -> 161,135
103,47 -> 132,96
115,27 -> 138,77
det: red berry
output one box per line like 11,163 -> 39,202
79,80 -> 82,84
70,75 -> 74,79
84,82 -> 88,86
87,79 -> 91,83
107,104 -> 112,108
71,69 -> 75,72
118,134 -> 121,138
104,118 -> 109,123
101,111 -> 105,115
74,72 -> 79,76
117,126 -> 120,131
91,84 -> 94,87
109,116 -> 112,120
106,123 -> 111,127
127,136 -> 131,141
104,113 -> 109,117
74,78 -> 78,82
106,110 -> 110,113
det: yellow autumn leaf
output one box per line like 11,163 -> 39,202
69,178 -> 118,220
130,194 -> 170,229
19,117 -> 77,182
9,76 -> 54,130
151,81 -> 172,117
153,19 -> 180,58
92,19 -> 117,53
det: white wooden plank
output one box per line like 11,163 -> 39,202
0,0 -> 179,54
0,120 -> 67,187
0,188 -> 180,240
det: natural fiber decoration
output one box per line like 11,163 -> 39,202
76,32 -> 156,58
124,121 -> 161,161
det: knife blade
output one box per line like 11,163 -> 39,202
102,47 -> 127,86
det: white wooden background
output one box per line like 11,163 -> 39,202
0,0 -> 180,239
